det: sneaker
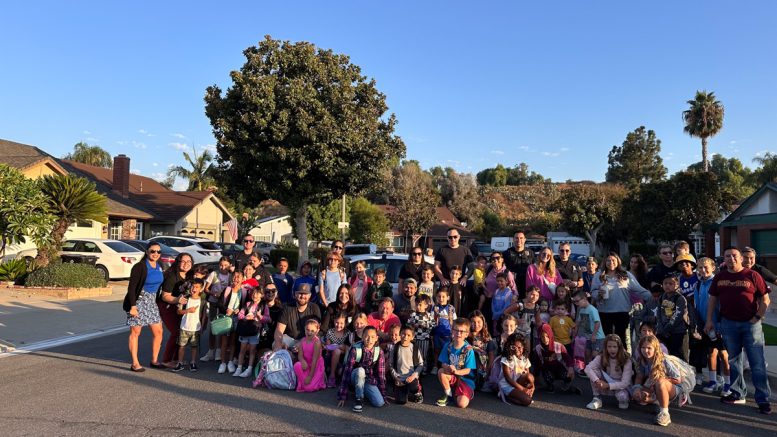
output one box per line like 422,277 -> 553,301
721,383 -> 732,397
436,395 -> 451,407
695,375 -> 704,386
200,350 -> 214,362
214,348 -> 222,361
586,397 -> 603,410
618,400 -> 629,410
232,366 -> 243,377
655,411 -> 671,427
702,381 -> 719,393
170,362 -> 185,372
218,363 -> 227,374
431,367 -> 438,375
716,375 -> 725,385
239,366 -> 252,378
227,361 -> 236,374
758,403 -> 772,415
326,376 -> 337,388
721,393 -> 746,405
352,398 -> 363,413
189,363 -> 198,372
412,393 -> 424,404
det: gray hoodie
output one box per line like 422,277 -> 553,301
591,271 -> 651,313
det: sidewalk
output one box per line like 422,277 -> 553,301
0,282 -> 128,353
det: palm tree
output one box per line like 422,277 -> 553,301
64,142 -> 113,168
753,152 -> 777,185
167,147 -> 216,191
35,174 -> 108,266
682,91 -> 724,172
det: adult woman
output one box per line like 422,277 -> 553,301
318,252 -> 346,307
525,247 -> 563,302
590,252 -> 651,346
124,242 -> 166,372
322,284 -> 357,333
257,284 -> 285,354
158,252 -> 194,366
480,252 -> 516,328
629,254 -> 651,290
398,246 -> 431,292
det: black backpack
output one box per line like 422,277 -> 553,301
392,342 -> 420,371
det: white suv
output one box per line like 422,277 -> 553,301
148,236 -> 223,266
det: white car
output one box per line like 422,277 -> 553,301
14,238 -> 144,280
148,236 -> 223,266
61,239 -> 143,280
348,253 -> 435,295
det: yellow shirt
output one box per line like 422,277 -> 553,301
550,315 -> 575,345
473,269 -> 485,289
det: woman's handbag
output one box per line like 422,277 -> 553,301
210,314 -> 233,336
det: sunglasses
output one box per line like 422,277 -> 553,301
491,257 -> 502,261
243,239 -> 254,243
333,246 -> 343,250
412,252 -> 423,256
148,249 -> 161,254
447,235 -> 459,240
660,251 -> 673,255
559,249 -> 570,253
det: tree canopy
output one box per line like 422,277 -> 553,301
557,183 -> 626,255
387,161 -> 438,251
606,126 -> 667,189
64,142 -> 113,168
687,153 -> 755,204
753,152 -> 777,186
348,197 -> 389,246
0,164 -> 54,258
683,90 -> 724,172
167,147 -> 216,191
477,163 -> 548,187
205,36 -> 404,263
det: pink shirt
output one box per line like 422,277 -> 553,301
525,263 -> 563,301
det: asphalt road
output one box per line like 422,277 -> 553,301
0,332 -> 774,437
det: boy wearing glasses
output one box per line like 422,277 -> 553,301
436,318 -> 477,408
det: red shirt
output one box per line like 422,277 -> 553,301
709,268 -> 769,322
367,312 -> 400,334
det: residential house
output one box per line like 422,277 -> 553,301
376,205 -> 477,252
248,215 -> 293,244
718,182 -> 777,271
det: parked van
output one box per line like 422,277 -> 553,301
490,237 -> 513,252
546,232 -> 591,255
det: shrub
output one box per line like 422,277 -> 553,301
269,248 -> 299,270
24,263 -> 107,288
0,259 -> 29,283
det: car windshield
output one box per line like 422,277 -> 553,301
196,241 -> 221,251
105,241 -> 142,253
352,259 -> 405,284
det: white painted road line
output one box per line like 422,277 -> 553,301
0,325 -> 126,359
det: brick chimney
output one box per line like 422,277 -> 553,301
113,154 -> 130,198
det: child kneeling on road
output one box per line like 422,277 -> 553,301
337,326 -> 386,413
585,334 -> 634,410
632,335 -> 687,427
390,326 -> 425,404
498,332 -> 534,406
436,318 -> 477,408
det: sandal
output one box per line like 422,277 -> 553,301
149,362 -> 166,369
130,365 -> 145,373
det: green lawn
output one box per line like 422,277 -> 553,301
764,323 -> 777,346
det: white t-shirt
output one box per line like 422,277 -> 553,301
180,297 -> 201,332
499,355 -> 531,390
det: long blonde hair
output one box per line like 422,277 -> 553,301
638,335 -> 666,383
602,334 -> 629,373
537,247 -> 556,278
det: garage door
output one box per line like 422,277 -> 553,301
752,229 -> 777,255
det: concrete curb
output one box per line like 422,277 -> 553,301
0,324 -> 126,359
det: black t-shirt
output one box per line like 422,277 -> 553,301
556,259 -> 582,289
647,263 -> 675,294
233,251 -> 256,272
398,261 -> 433,282
435,245 -> 473,280
503,247 -> 534,294
253,266 -> 274,289
160,273 -> 190,301
280,303 -> 322,340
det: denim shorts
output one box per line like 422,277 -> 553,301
239,335 -> 259,345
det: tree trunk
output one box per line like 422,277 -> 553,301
295,204 -> 309,270
585,224 -> 604,256
35,218 -> 69,267
702,137 -> 709,172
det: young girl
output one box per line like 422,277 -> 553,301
633,321 -> 669,363
531,323 -> 581,394
348,261 -> 372,309
294,318 -> 327,392
468,310 -> 496,385
632,335 -> 686,427
499,332 -> 534,406
345,312 -> 369,348
325,312 -> 350,387
554,284 -> 575,319
217,272 -> 243,374
202,257 -> 232,362
537,299 -> 551,325
319,253 -> 346,307
234,286 -> 270,378
506,285 -> 540,349
431,287 -> 456,374
585,334 -> 634,410
491,273 -> 515,334
417,265 -> 437,301
408,294 -> 434,373
495,314 -> 518,357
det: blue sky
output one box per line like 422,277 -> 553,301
2,1 -> 775,188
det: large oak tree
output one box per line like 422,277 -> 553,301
205,36 -> 404,264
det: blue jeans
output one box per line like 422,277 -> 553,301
351,367 -> 385,407
720,318 -> 771,405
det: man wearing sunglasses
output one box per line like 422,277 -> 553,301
434,229 -> 473,287
556,242 -> 583,292
503,232 -> 534,298
647,244 -> 677,294
233,236 -> 259,273
399,246 -> 433,292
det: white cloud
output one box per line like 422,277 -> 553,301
138,129 -> 148,134
116,140 -> 127,145
172,133 -> 186,139
83,130 -> 92,135
169,142 -> 189,151
151,172 -> 166,180
730,140 -> 737,145
755,149 -> 769,157
167,163 -> 175,168
447,159 -> 461,165
85,137 -> 99,142
542,152 -> 560,157
130,169 -> 141,175
202,143 -> 217,153
173,180 -> 188,191
490,150 -> 504,155
152,162 -> 158,167
518,146 -> 530,151
132,141 -> 147,149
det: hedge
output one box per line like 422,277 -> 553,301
25,263 -> 108,288
269,248 -> 299,269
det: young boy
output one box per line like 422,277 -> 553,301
472,256 -> 487,291
384,324 -> 402,384
337,326 -> 386,413
550,301 -> 575,357
390,326 -> 425,404
408,294 -> 434,373
173,278 -> 204,372
656,275 -> 689,360
449,265 -> 467,317
368,268 -> 392,313
432,288 -> 456,375
573,289 -> 604,375
436,318 -> 477,408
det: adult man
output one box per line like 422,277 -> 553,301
367,298 -> 401,344
394,279 -> 418,324
503,232 -> 534,298
272,257 -> 295,304
434,228 -> 473,287
398,247 -> 433,292
647,244 -> 676,294
742,247 -> 776,293
705,247 -> 771,414
556,242 -> 583,292
233,235 -> 258,272
273,283 -> 322,351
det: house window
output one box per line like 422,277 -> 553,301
390,236 -> 404,248
75,220 -> 92,228
109,222 -> 122,240
136,222 -> 144,240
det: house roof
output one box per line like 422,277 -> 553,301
720,182 -> 777,227
0,138 -> 67,174
376,205 -> 475,237
255,215 -> 290,225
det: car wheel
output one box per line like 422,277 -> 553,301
95,265 -> 110,281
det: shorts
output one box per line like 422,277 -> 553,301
701,332 -> 726,351
178,329 -> 199,347
239,335 -> 259,345
449,375 -> 475,401
586,338 -> 604,353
